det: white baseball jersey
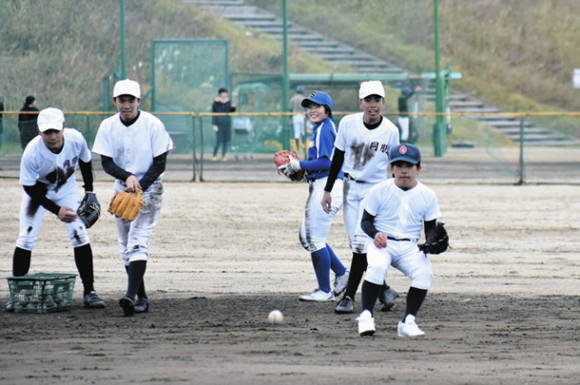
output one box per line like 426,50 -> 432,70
17,128 -> 92,250
93,110 -> 174,265
92,111 -> 174,180
20,128 -> 91,191
363,179 -> 441,241
335,112 -> 399,184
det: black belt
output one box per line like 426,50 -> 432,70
387,236 -> 412,242
344,173 -> 366,183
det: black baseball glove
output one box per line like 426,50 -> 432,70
418,222 -> 449,255
77,192 -> 101,229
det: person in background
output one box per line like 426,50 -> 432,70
211,88 -> 236,161
397,86 -> 421,143
18,95 -> 39,150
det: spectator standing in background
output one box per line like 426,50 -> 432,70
211,88 -> 236,161
18,95 -> 39,150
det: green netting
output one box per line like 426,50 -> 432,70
151,39 -> 228,154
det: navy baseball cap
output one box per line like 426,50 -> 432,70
389,144 -> 421,164
301,91 -> 333,109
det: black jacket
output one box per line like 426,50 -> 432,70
211,98 -> 236,128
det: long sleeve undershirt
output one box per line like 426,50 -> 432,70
79,160 -> 94,192
24,183 -> 60,215
323,149 -> 344,192
361,209 -> 437,241
101,152 -> 168,192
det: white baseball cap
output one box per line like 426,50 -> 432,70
37,107 -> 65,132
113,79 -> 141,98
359,81 -> 385,99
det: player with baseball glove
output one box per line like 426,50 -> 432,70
321,81 -> 401,314
93,79 -> 174,316
276,91 -> 349,302
77,192 -> 101,228
356,144 -> 448,337
274,149 -> 304,182
7,107 -> 106,312
108,188 -> 144,221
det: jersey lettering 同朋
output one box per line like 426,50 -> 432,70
20,129 -> 91,192
335,112 -> 399,184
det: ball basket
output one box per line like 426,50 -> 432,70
6,273 -> 77,314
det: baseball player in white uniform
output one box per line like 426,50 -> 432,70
282,91 -> 349,301
93,79 -> 174,316
7,107 -> 106,311
321,81 -> 400,314
356,144 -> 441,337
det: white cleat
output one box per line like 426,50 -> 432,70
299,289 -> 334,302
356,310 -> 376,336
333,270 -> 349,296
397,314 -> 425,337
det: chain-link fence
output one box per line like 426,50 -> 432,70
1,111 -> 580,184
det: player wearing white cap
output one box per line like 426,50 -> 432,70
93,79 -> 174,316
356,144 -> 441,337
321,81 -> 400,314
282,91 -> 349,301
7,107 -> 106,311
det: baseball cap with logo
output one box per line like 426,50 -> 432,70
113,79 -> 141,98
37,107 -> 65,132
359,80 -> 385,99
301,91 -> 333,109
389,144 -> 421,165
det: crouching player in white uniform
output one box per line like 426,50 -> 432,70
8,107 -> 106,311
283,91 -> 349,301
356,144 -> 441,337
93,79 -> 174,316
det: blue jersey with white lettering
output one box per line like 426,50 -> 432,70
301,117 -> 343,181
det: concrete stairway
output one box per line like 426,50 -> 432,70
191,0 -> 579,146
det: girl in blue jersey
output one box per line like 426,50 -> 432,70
284,91 -> 349,301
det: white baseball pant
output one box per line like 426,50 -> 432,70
365,240 -> 433,290
16,185 -> 90,250
114,180 -> 164,266
300,178 -> 343,252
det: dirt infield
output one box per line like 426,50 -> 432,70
1,180 -> 579,384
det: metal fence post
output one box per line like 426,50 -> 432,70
191,114 -> 197,182
199,115 -> 204,182
517,115 -> 526,185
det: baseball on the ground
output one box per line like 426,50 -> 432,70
268,309 -> 284,324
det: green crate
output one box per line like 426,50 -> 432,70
6,273 -> 77,314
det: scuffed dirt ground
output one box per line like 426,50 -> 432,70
1,180 -> 580,384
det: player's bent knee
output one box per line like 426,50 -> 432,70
410,272 -> 433,290
16,236 -> 37,251
365,264 -> 388,285
128,252 -> 148,264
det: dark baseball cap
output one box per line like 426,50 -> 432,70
301,91 -> 333,109
389,144 -> 421,165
